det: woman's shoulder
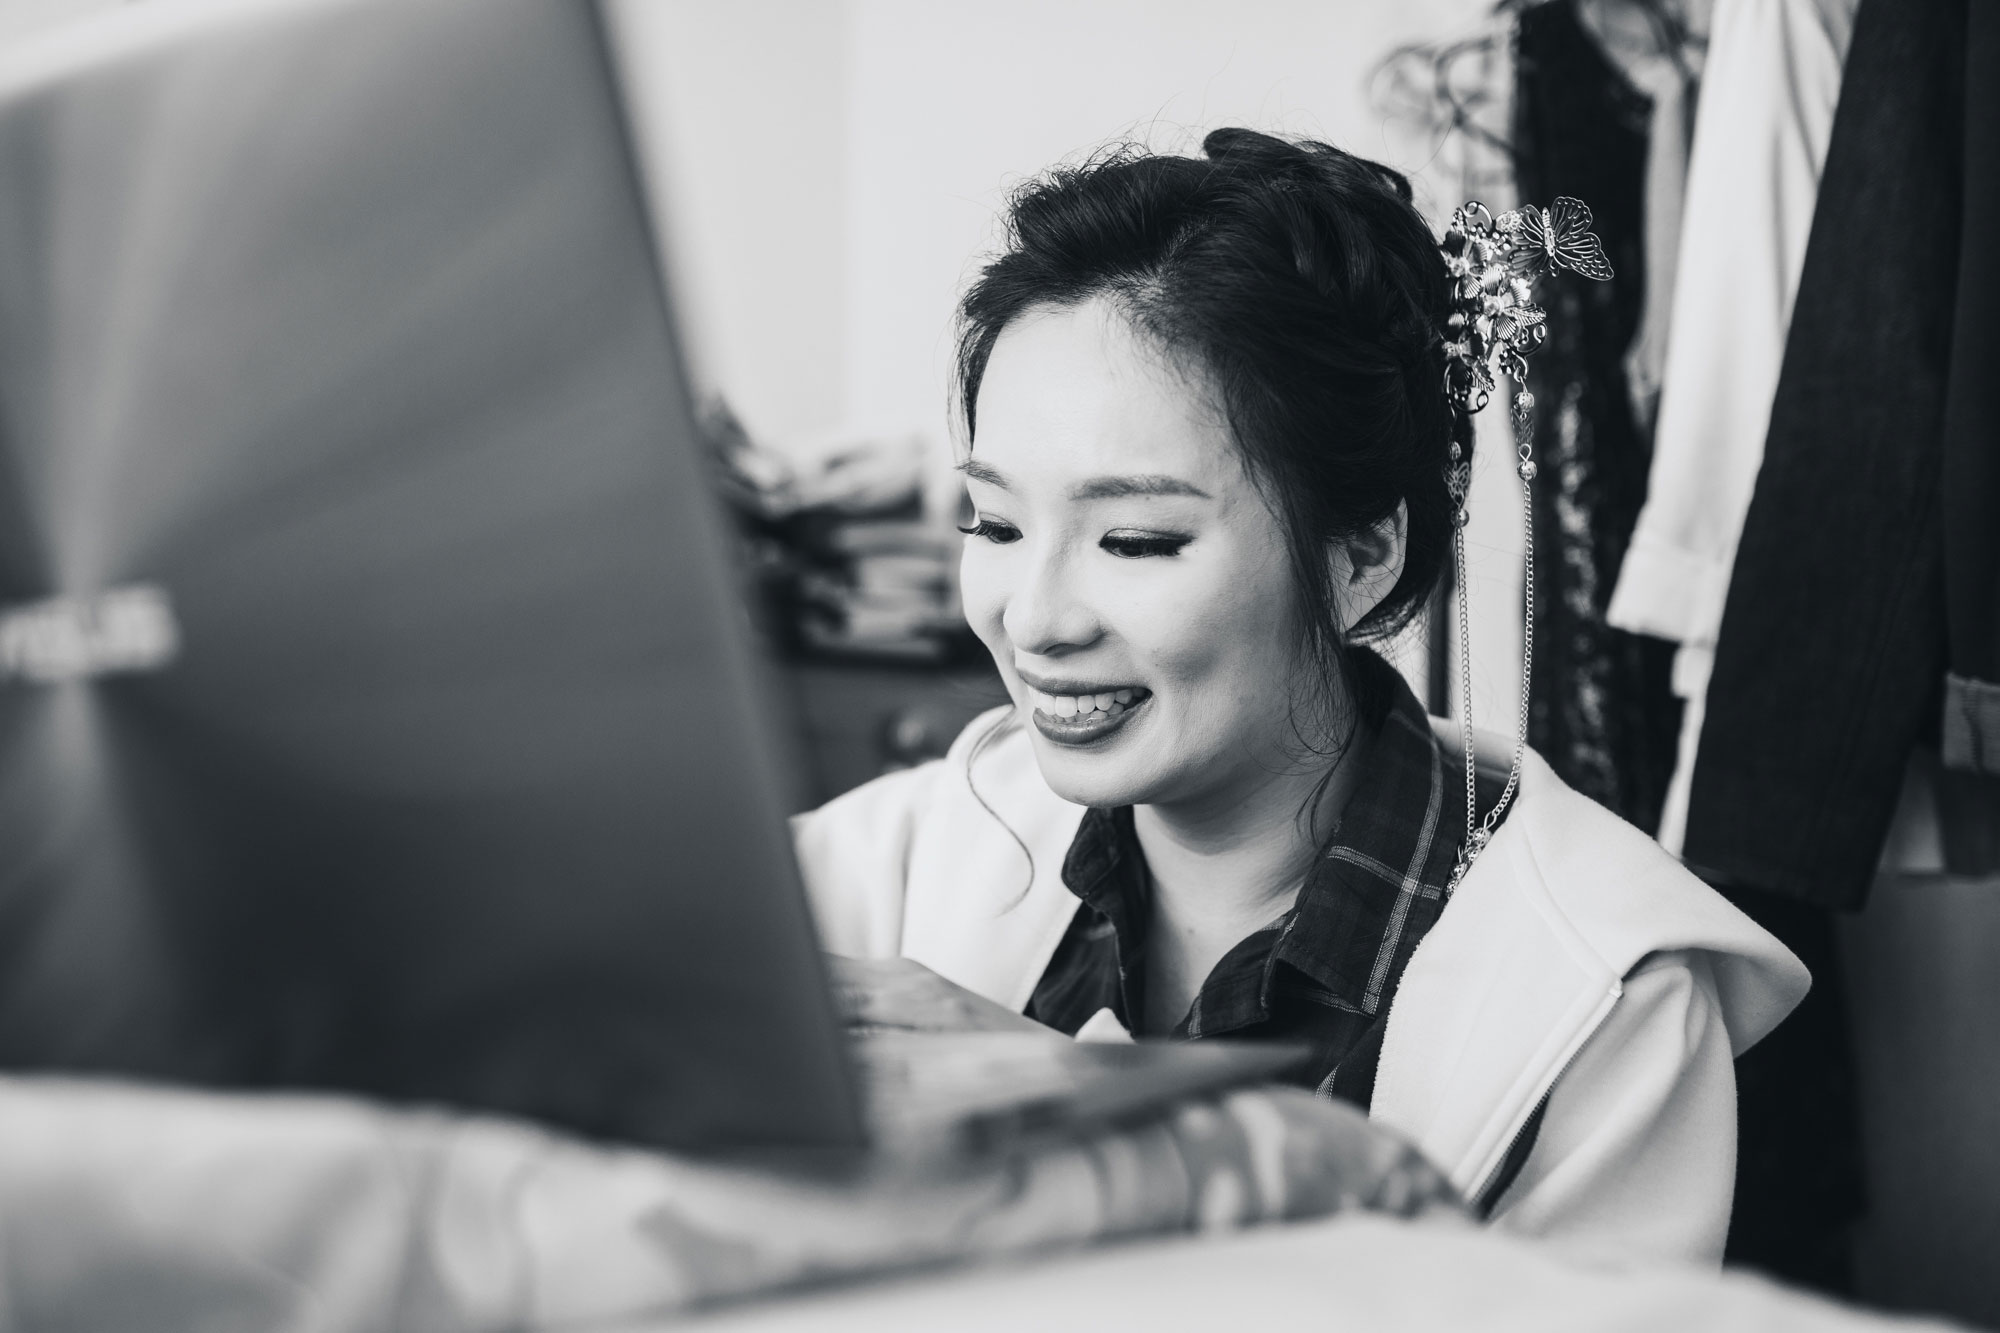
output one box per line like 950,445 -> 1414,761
1446,718 -> 1809,1053
1378,721 -> 1804,1233
791,706 -> 1087,964
790,758 -> 942,956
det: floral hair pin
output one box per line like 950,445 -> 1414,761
1437,196 -> 1613,889
1440,197 -> 1611,415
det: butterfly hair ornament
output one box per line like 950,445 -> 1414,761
1437,196 -> 1613,890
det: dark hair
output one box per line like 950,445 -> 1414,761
955,128 -> 1459,737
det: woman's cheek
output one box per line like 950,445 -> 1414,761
1138,556 -> 1287,728
957,546 -> 1009,653
1139,549 -> 1244,653
1094,563 -> 1209,693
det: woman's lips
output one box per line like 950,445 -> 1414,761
1025,686 -> 1151,746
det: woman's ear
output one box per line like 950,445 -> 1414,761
1328,501 -> 1408,629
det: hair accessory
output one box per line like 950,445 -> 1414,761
1438,196 -> 1612,889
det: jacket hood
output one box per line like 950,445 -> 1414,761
1431,717 -> 1810,1055
1366,719 -> 1811,1200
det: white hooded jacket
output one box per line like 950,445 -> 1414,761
793,707 -> 1811,1266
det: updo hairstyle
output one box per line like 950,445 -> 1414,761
955,128 -> 1460,733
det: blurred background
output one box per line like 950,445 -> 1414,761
2,0 -> 1994,1327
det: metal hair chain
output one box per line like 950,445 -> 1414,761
1446,396 -> 1536,890
1438,196 -> 1613,891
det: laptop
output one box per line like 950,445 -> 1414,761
0,0 -> 1299,1160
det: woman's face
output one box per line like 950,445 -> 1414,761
959,299 -> 1322,813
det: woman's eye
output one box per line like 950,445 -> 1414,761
1100,530 -> 1189,559
956,517 -> 1021,544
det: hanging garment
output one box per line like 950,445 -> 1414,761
1621,55 -> 1694,437
1717,885 -> 1865,1293
1511,0 -> 1681,833
1933,0 -> 2000,874
1594,2 -> 1863,1289
1602,0 -> 1857,855
1682,0 -> 1969,911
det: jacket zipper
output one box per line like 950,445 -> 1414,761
1462,986 -> 1620,1213
1472,1094 -> 1550,1217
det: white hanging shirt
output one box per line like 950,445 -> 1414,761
1604,0 -> 1858,852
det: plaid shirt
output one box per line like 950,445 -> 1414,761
1025,648 -> 1503,1111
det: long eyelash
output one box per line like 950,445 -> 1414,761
957,519 -> 1013,539
1103,533 -> 1189,557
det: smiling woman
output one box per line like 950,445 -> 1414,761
958,297 -> 1408,1032
792,128 -> 1809,1265
960,303 -> 1361,803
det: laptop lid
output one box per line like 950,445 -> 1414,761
0,0 -> 864,1153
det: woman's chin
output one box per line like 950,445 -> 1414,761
1020,698 -> 1164,808
1032,757 -> 1147,808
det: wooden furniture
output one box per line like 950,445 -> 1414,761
778,660 -> 1009,811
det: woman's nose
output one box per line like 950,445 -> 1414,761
1000,546 -> 1100,656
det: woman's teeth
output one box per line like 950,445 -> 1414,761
1032,687 -> 1145,718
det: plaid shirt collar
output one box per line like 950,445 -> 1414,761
1055,647 -> 1468,1035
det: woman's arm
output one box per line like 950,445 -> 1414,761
1485,949 -> 1739,1264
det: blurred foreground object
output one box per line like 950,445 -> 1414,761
0,585 -> 179,684
0,1074 -> 1466,1330
0,0 -> 871,1152
0,1075 -> 1958,1332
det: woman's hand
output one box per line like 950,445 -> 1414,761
827,955 -> 1051,1035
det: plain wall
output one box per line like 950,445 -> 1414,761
604,0 -> 848,445
839,0 -> 1482,436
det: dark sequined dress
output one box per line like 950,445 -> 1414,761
1511,0 -> 1682,833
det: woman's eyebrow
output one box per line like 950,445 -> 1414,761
1070,474 -> 1212,501
956,458 -> 1010,489
954,460 -> 1211,501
